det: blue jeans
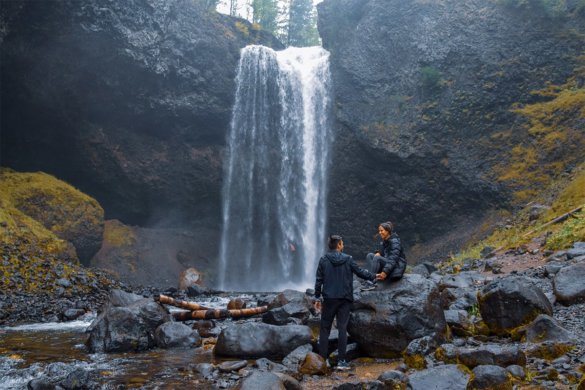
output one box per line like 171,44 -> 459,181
367,252 -> 397,275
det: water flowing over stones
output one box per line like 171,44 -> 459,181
219,45 -> 332,291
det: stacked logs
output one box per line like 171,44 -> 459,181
157,294 -> 268,321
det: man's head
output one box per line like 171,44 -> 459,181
328,234 -> 344,251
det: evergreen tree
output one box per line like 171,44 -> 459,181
287,0 -> 319,47
252,0 -> 279,35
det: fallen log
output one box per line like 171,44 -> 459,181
522,206 -> 583,238
172,306 -> 268,321
157,295 -> 210,311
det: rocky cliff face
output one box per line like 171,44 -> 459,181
318,0 -> 585,258
0,0 -> 282,231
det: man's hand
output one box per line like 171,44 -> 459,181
376,272 -> 387,281
313,299 -> 322,313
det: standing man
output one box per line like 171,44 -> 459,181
314,234 -> 382,370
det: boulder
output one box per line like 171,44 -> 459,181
408,364 -> 470,390
332,381 -> 386,390
214,322 -> 313,359
86,297 -> 171,353
282,344 -> 313,371
228,298 -> 247,310
553,263 -> 585,305
154,322 -> 201,349
178,268 -> 203,290
519,314 -> 577,359
439,272 -> 485,290
478,277 -> 552,335
218,360 -> 248,373
273,373 -> 302,390
469,365 -> 512,390
444,310 -> 474,337
263,302 -> 311,325
348,274 -> 447,357
436,343 -> 526,368
234,371 -> 286,390
377,370 -> 408,389
299,352 -> 327,375
267,289 -> 313,311
403,336 -> 437,369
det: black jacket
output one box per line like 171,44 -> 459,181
376,233 -> 406,278
314,251 -> 374,301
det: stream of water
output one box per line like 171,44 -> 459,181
218,45 -> 333,292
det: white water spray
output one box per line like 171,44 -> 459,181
218,45 -> 332,291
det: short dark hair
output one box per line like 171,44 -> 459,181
328,235 -> 342,250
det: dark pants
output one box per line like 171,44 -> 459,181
318,298 -> 352,361
367,252 -> 397,275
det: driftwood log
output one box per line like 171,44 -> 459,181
172,306 -> 268,321
522,206 -> 583,238
156,294 -> 268,320
157,294 -> 210,311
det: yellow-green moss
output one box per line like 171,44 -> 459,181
403,353 -> 426,370
103,220 -> 137,248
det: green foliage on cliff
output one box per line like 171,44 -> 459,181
493,54 -> 585,203
0,168 -> 110,294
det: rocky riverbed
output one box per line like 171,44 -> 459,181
1,242 -> 585,389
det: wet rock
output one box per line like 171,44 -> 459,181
234,371 -> 286,390
349,274 -> 447,357
262,302 -> 310,325
254,358 -> 290,374
282,344 -> 313,371
267,289 -> 313,311
567,244 -> 585,259
194,363 -> 215,379
299,352 -> 327,375
408,364 -> 470,390
469,365 -> 512,390
410,264 -> 431,277
214,322 -> 312,359
506,364 -> 526,379
57,368 -> 91,390
444,309 -> 474,337
186,285 -> 209,297
273,373 -> 302,390
436,343 -> 526,368
86,297 -> 171,353
178,268 -> 203,290
332,381 -> 385,390
439,272 -> 485,290
62,308 -> 85,321
154,322 -> 201,349
27,377 -> 55,390
478,276 -> 552,335
227,298 -> 247,310
553,263 -> 585,305
109,289 -> 144,307
219,360 -> 248,373
441,287 -> 478,311
192,320 -> 218,338
404,336 -> 437,369
522,314 -> 576,344
377,370 -> 408,389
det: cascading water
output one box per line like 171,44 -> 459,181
218,45 -> 332,291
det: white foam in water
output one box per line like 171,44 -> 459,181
1,315 -> 95,332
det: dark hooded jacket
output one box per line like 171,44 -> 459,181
314,251 -> 375,301
376,233 -> 406,279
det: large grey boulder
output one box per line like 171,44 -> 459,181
408,364 -> 470,390
478,277 -> 552,335
214,322 -> 313,359
436,343 -> 526,368
234,371 -> 286,390
520,314 -> 577,359
348,274 -> 447,357
469,365 -> 512,390
86,296 -> 171,353
553,263 -> 585,305
154,322 -> 201,349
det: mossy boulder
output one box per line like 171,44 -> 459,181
0,168 -> 104,264
478,276 -> 552,335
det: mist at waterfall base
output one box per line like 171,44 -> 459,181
218,45 -> 332,292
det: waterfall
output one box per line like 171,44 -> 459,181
218,45 -> 332,292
